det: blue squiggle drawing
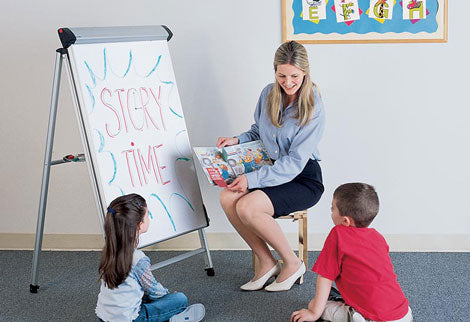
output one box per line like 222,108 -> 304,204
171,193 -> 194,211
160,79 -> 183,117
84,48 -> 107,87
96,130 -> 117,185
169,106 -> 183,118
83,48 -> 108,114
150,193 -> 176,231
122,51 -> 132,78
145,55 -> 162,77
85,85 -> 95,113
84,61 -> 97,86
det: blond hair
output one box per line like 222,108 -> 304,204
267,41 -> 316,127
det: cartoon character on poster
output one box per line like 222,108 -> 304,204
334,0 -> 360,23
403,0 -> 426,20
302,0 -> 327,21
368,0 -> 394,20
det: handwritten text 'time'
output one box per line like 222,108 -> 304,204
101,85 -> 167,138
122,143 -> 171,188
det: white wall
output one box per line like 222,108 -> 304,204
1,1 -> 469,243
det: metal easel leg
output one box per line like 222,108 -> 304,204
30,49 -> 65,293
198,228 -> 214,276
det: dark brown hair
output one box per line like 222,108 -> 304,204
98,193 -> 147,289
333,183 -> 379,228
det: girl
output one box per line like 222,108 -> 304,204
96,193 -> 205,322
217,41 -> 325,292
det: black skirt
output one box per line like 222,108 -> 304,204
255,159 -> 324,218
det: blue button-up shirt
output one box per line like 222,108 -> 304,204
237,83 -> 325,189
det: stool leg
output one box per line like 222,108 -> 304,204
302,214 -> 308,269
298,214 -> 308,285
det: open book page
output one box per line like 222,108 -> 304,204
193,140 -> 272,187
222,140 -> 272,173
192,147 -> 235,187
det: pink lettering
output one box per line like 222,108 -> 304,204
115,89 -> 129,133
121,149 -> 135,187
152,144 -> 171,185
101,88 -> 121,138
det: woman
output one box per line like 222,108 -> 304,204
217,41 -> 325,292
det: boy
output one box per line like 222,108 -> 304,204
290,183 -> 412,322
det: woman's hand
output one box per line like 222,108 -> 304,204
290,308 -> 319,322
227,174 -> 248,193
216,136 -> 239,149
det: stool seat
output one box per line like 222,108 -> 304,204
252,210 -> 308,284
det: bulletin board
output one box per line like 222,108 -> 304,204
282,0 -> 447,43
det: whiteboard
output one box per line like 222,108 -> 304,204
67,40 -> 208,247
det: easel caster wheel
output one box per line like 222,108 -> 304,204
30,284 -> 39,293
205,268 -> 215,276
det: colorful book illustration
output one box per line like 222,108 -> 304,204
193,140 -> 273,187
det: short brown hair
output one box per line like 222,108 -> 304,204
333,183 -> 379,228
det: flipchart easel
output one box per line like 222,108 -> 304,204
30,26 -> 214,293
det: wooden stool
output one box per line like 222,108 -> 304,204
252,210 -> 308,284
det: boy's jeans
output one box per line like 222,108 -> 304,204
134,292 -> 188,322
322,301 -> 413,322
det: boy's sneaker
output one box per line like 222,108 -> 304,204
351,311 -> 367,322
170,303 -> 205,322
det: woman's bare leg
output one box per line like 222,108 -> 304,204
236,190 -> 302,282
220,189 -> 277,280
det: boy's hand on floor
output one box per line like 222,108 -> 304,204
290,308 -> 319,322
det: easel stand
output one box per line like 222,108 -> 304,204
30,30 -> 214,293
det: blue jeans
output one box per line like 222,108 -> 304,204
134,292 -> 188,322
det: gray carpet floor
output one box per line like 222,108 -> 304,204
0,250 -> 469,321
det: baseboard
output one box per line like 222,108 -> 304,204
1,232 -> 469,252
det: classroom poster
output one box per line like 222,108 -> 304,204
402,0 -> 427,20
368,0 -> 395,20
334,0 -> 361,23
282,0 -> 447,43
302,0 -> 327,21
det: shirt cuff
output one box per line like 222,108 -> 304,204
245,172 -> 259,189
237,133 -> 252,144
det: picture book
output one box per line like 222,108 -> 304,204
193,140 -> 272,187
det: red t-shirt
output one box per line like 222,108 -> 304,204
313,225 -> 409,321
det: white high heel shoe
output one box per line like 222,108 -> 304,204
240,262 -> 282,291
264,261 -> 306,292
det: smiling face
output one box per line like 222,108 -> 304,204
275,64 -> 305,100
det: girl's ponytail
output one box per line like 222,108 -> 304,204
98,194 -> 147,289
